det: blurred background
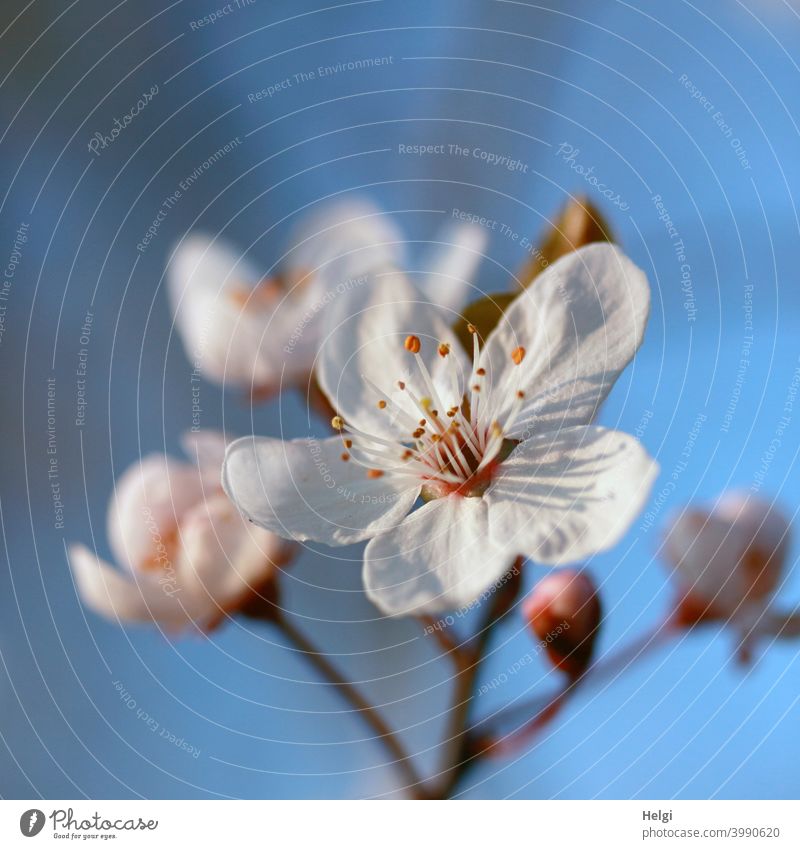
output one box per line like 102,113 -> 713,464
1,0 -> 799,799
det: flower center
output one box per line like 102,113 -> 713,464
332,326 -> 526,498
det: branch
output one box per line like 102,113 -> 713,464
471,613 -> 678,754
428,558 -> 524,798
760,608 -> 800,639
273,613 -> 429,798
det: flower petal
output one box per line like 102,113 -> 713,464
664,494 -> 789,619
180,429 -> 228,490
363,496 -> 514,617
485,426 -> 658,564
222,436 -> 420,545
287,199 -> 404,283
317,270 -> 468,439
68,544 -> 204,628
177,493 -> 294,607
420,222 -> 487,315
480,243 -> 650,437
107,455 -> 203,573
167,234 -> 309,390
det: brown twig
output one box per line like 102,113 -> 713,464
471,613 -> 679,755
427,559 -> 524,799
760,608 -> 800,639
420,615 -> 472,669
273,613 -> 429,798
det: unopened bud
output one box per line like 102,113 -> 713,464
520,196 -> 612,288
523,570 -> 602,678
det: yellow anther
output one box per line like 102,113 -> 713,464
511,346 -> 526,365
331,416 -> 344,430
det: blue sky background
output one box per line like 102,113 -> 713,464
1,0 -> 799,799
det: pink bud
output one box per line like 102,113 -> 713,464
523,570 -> 602,678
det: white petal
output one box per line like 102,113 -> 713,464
222,436 -> 420,545
317,270 -> 468,439
107,455 -> 204,573
167,234 -> 309,390
664,494 -> 789,618
715,491 -> 791,556
363,496 -> 514,617
177,493 -> 293,607
484,426 -> 658,564
480,243 -> 650,437
68,544 -> 206,628
287,199 -> 404,283
420,221 -> 487,315
180,429 -> 228,489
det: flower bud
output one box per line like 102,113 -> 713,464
663,492 -> 790,629
523,570 -> 602,678
521,196 -> 612,287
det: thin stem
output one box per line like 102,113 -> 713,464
428,559 -> 524,799
273,614 -> 428,798
760,608 -> 800,638
473,613 -> 679,754
420,616 -> 472,669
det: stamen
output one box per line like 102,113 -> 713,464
469,328 -> 482,435
362,375 -> 419,431
404,335 -> 421,354
340,317 -> 525,497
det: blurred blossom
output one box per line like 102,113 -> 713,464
663,492 -> 791,646
523,570 -> 602,678
69,431 -> 295,630
223,244 -> 658,617
167,199 -> 487,397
